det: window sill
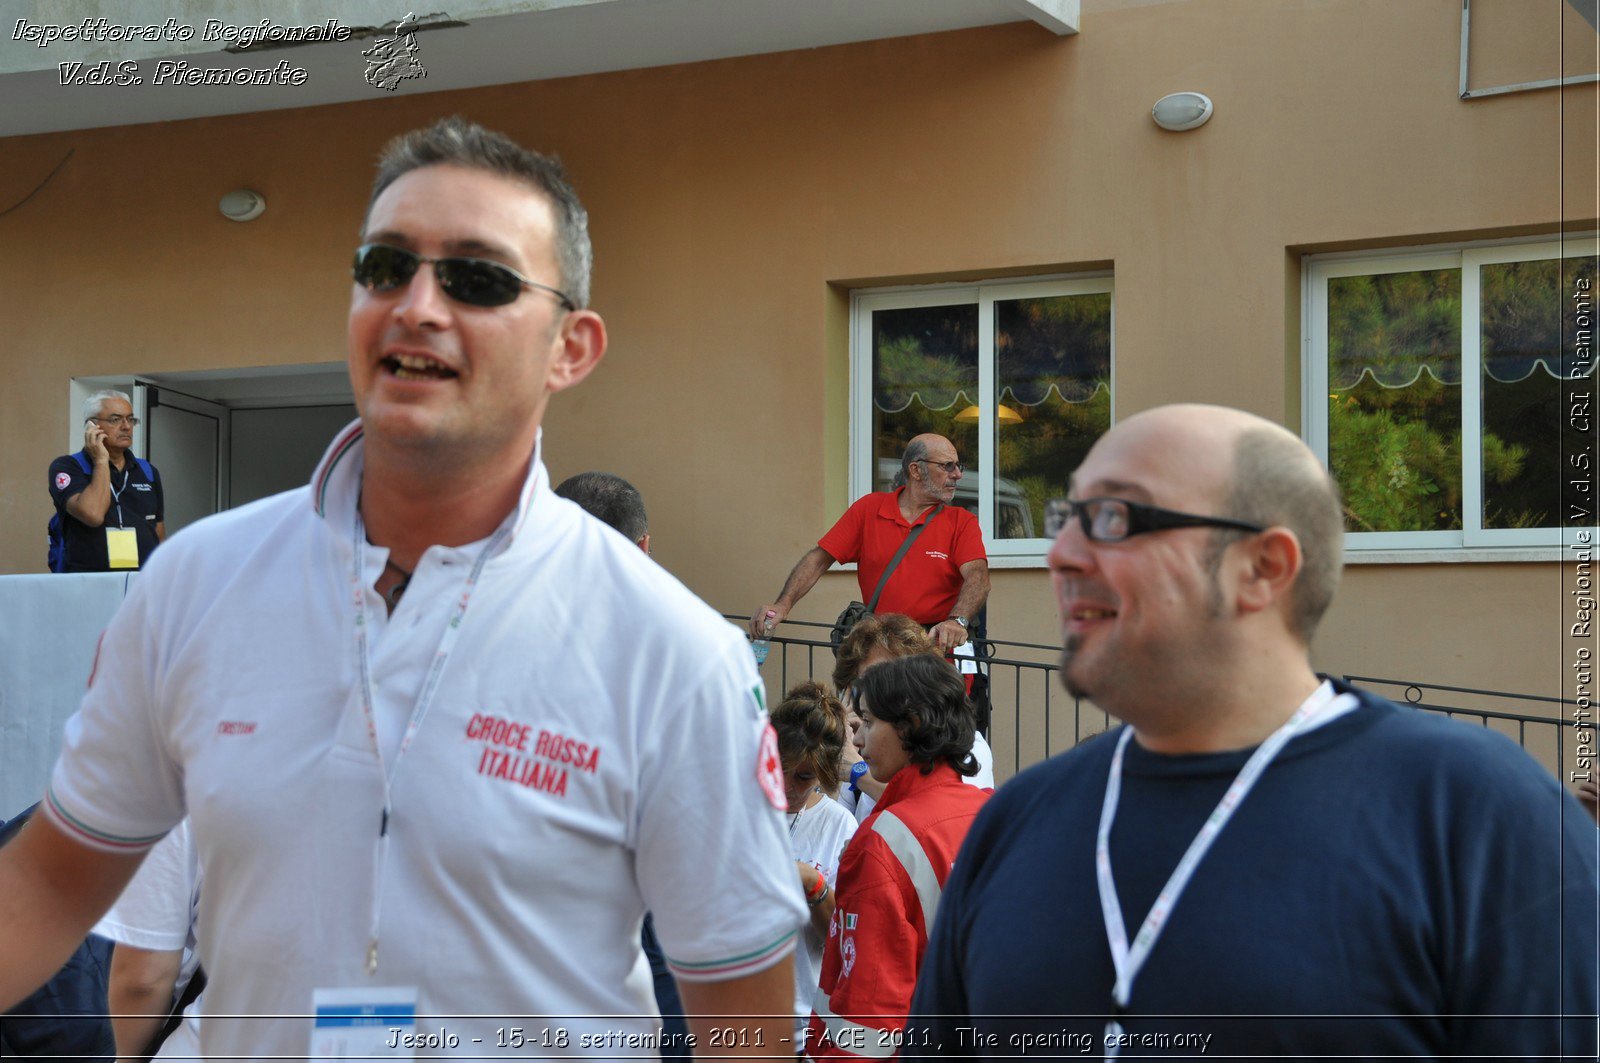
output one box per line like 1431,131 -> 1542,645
834,547 -> 1584,571
832,554 -> 1056,571
1345,547 -> 1581,564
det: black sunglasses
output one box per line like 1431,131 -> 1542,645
1056,497 -> 1266,543
352,244 -> 577,310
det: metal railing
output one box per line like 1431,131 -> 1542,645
727,616 -> 1585,785
731,616 -> 1095,781
1344,675 -> 1586,782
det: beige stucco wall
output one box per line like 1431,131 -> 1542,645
2,1 -> 1594,739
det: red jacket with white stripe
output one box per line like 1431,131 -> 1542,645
807,763 -> 989,1060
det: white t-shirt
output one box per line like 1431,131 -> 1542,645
969,731 -> 996,790
48,424 -> 806,1058
92,818 -> 202,1057
787,794 -> 858,1030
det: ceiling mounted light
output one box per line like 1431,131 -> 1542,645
219,189 -> 266,222
1151,92 -> 1213,132
954,404 -> 1024,425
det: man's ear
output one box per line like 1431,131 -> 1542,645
1234,526 -> 1302,618
544,310 -> 607,395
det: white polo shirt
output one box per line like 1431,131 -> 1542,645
48,423 -> 805,1058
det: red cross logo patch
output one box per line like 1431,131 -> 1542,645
757,722 -> 786,810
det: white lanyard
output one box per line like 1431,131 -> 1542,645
107,464 -> 129,528
1094,685 -> 1344,1055
349,514 -> 508,975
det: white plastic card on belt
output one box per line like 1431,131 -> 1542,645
310,985 -> 419,1059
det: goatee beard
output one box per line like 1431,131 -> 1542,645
1059,635 -> 1089,699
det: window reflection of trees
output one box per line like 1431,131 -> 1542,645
1329,269 -> 1463,533
1480,257 -> 1595,530
870,294 -> 1113,539
1327,255 -> 1595,534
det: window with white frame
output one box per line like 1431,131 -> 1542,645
851,276 -> 1114,558
1306,237 -> 1596,550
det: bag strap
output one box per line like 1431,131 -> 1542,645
866,504 -> 943,612
70,451 -> 152,479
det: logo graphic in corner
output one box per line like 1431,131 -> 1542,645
55,472 -> 71,490
757,722 -> 786,810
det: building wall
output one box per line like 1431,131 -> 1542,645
1,1 -> 1593,717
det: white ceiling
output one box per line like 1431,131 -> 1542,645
1,0 -> 1077,139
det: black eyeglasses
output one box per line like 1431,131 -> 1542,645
91,415 -> 140,427
917,459 -> 964,475
352,244 -> 577,310
1056,497 -> 1265,543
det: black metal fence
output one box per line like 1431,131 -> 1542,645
730,617 -> 1584,784
1343,675 -> 1586,782
733,617 -> 1103,780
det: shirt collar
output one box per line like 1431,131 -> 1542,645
874,761 -> 966,811
309,419 -> 547,552
878,486 -> 942,529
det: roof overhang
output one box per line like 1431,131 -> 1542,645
0,0 -> 1078,138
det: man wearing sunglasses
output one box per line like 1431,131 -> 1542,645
751,434 -> 988,654
909,404 -> 1596,1058
2,118 -> 804,1058
47,389 -> 165,572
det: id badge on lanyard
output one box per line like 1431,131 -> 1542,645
105,527 -> 139,569
310,986 -> 419,1059
105,466 -> 137,568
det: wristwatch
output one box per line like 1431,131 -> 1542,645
848,760 -> 869,793
948,616 -> 968,629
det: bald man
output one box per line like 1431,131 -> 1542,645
909,404 -> 1597,1058
752,434 -> 988,654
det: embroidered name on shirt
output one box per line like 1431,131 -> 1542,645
924,549 -> 949,560
466,713 -> 601,799
217,721 -> 258,735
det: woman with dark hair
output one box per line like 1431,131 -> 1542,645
770,682 -> 859,1047
831,615 -> 995,824
807,655 -> 989,1061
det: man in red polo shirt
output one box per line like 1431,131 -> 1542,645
750,434 -> 988,653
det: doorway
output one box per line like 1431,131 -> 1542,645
73,363 -> 357,535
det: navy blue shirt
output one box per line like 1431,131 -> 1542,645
0,806 -> 115,1061
908,685 -> 1599,1059
49,450 -> 163,572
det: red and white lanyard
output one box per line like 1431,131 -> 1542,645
350,515 -> 509,975
1094,684 -> 1350,1055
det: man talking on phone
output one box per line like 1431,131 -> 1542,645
48,389 -> 165,572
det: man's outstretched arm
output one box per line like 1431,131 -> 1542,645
0,815 -> 146,1009
750,546 -> 836,637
